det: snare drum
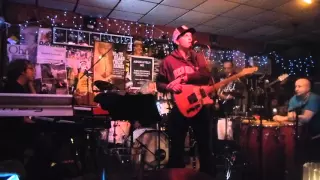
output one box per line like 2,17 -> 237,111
102,120 -> 131,144
240,120 -> 285,179
129,128 -> 169,170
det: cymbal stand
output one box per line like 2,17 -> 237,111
221,112 -> 237,180
155,93 -> 166,169
156,93 -> 163,169
109,121 -> 120,155
113,121 -> 117,145
187,127 -> 197,169
258,116 -> 263,180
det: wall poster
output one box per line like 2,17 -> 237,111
93,41 -> 114,83
129,55 -> 154,89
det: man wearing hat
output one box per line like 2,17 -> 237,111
156,26 -> 215,177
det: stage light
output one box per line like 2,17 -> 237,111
303,0 -> 313,4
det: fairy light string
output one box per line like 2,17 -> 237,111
8,15 -> 317,76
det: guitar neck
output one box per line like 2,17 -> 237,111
204,73 -> 244,94
268,79 -> 279,87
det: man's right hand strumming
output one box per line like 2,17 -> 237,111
166,77 -> 182,93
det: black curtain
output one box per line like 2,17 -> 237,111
0,0 -> 7,79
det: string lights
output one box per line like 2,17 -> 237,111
15,13 -> 168,44
269,51 -> 315,76
209,50 -> 315,76
9,14 -> 317,76
287,56 -> 314,76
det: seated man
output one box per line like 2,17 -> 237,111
0,59 -> 36,179
273,78 -> 320,161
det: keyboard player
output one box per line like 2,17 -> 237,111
0,59 -> 36,162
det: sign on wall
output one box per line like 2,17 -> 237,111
7,44 -> 30,62
37,28 -> 66,64
129,55 -> 154,89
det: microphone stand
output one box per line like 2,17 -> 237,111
293,105 -> 304,171
258,79 -> 271,180
72,46 -> 113,175
294,108 -> 300,165
78,46 -> 113,93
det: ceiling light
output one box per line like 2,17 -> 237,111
303,0 -> 313,4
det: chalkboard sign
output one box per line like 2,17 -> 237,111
130,55 -> 154,89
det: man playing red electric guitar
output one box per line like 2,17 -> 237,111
156,25 -> 215,177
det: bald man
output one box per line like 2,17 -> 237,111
273,78 -> 320,161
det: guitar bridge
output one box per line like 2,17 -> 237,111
187,104 -> 201,113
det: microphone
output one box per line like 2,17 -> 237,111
192,40 -> 200,48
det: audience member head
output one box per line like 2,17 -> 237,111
6,59 -> 34,84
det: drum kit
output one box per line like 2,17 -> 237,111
93,75 -> 301,180
93,80 -> 201,178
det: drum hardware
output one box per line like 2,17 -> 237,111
82,127 -> 108,174
215,110 -> 242,180
129,129 -> 169,171
135,139 -> 158,160
156,121 -> 163,169
95,93 -> 163,176
184,126 -> 196,152
186,127 -> 200,170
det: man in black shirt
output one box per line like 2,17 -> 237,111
3,59 -> 36,94
0,59 -> 35,162
216,61 -> 246,140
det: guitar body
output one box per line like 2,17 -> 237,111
173,67 -> 258,118
173,85 -> 213,118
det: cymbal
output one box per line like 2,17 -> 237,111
93,80 -> 116,91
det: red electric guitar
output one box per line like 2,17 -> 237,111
174,67 -> 258,118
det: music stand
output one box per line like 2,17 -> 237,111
94,93 -> 163,169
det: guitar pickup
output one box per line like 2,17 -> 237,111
200,88 -> 207,98
187,93 -> 198,104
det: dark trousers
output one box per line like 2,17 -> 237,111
167,106 -> 214,175
305,138 -> 320,162
0,121 -> 24,163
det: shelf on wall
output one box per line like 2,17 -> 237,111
52,27 -> 133,51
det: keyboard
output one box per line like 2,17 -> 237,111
0,93 -> 74,117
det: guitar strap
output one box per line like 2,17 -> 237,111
188,51 -> 215,85
172,50 -> 215,86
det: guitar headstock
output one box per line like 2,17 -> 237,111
278,74 -> 289,82
240,67 -> 258,76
